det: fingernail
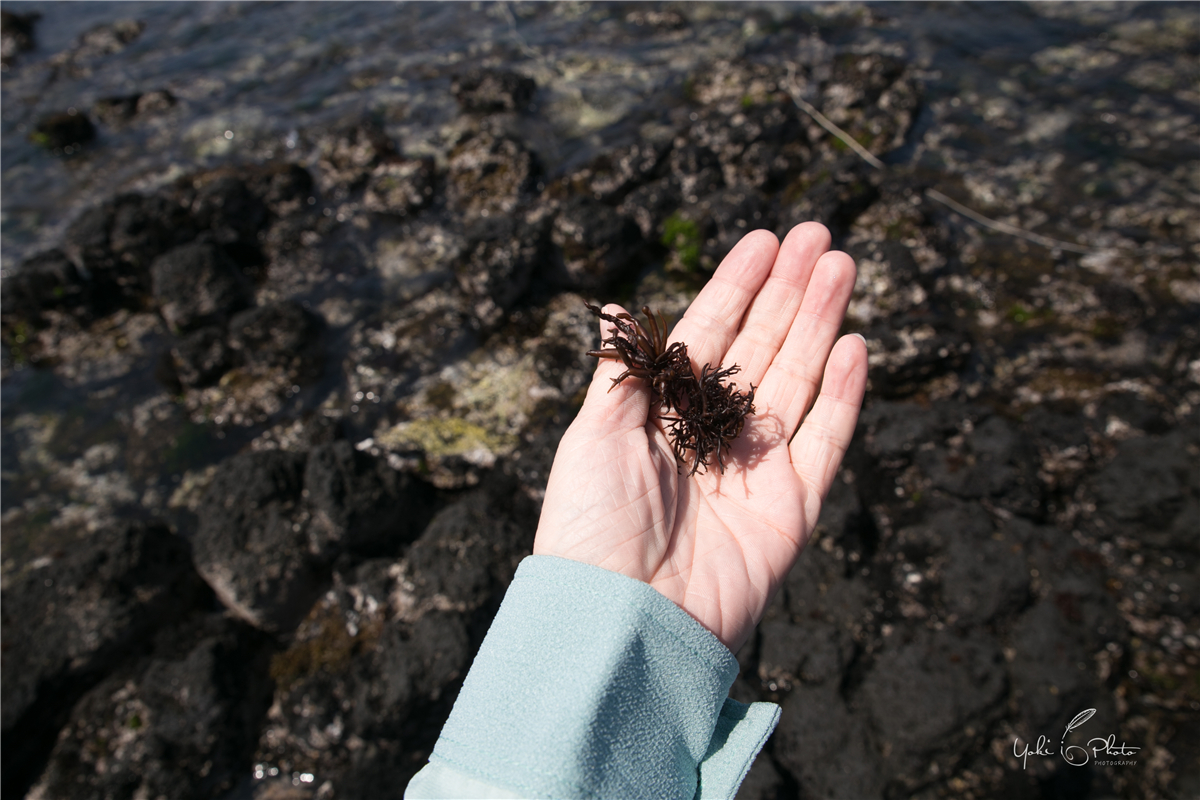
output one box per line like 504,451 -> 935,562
850,333 -> 867,347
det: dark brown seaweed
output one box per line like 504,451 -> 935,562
585,303 -> 756,474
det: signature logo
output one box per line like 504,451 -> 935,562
1013,709 -> 1139,769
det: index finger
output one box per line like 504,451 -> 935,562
667,230 -> 780,371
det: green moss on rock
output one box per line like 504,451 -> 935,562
378,417 -> 515,459
661,212 -> 702,272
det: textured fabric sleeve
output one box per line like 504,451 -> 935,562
404,555 -> 780,800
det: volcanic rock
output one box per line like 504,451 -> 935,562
31,110 -> 95,152
191,449 -> 319,633
151,242 -> 253,334
0,520 -> 207,798
451,68 -> 537,113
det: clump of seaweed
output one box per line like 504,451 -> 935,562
663,363 -> 757,475
585,303 -> 756,475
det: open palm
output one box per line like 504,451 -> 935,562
534,223 -> 868,654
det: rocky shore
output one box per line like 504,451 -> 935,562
2,4 -> 1197,799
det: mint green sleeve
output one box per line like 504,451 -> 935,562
404,555 -> 780,800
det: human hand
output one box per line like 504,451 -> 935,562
533,222 -> 868,653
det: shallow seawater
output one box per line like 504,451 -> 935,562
3,1 -> 1189,266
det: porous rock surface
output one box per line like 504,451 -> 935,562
2,5 -> 1197,800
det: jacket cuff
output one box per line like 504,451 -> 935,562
698,697 -> 781,799
422,555 -> 778,800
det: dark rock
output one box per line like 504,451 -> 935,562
668,140 -> 722,180
1089,432 -> 1193,532
787,550 -> 870,625
92,94 -> 141,124
860,399 -> 944,460
243,162 -> 315,216
774,682 -> 884,800
451,68 -> 536,113
534,291 -> 597,372
363,157 -> 436,215
662,188 -> 771,272
875,238 -> 920,284
759,616 -> 851,687
404,479 -> 531,610
864,403 -> 1041,515
1161,566 -> 1200,617
857,628 -> 1007,792
0,250 -> 89,331
302,414 -> 345,448
454,215 -> 547,327
70,19 -> 144,60
761,543 -> 866,688
916,413 -> 1043,517
868,321 -> 972,398
618,176 -> 683,239
0,519 -> 204,730
821,52 -> 920,160
1160,491 -> 1200,556
304,439 -> 436,559
550,197 -> 646,290
1007,599 -> 1107,732
170,325 -> 232,388
999,514 -> 1123,732
830,52 -> 909,109
189,175 -> 270,247
689,100 -> 809,191
227,300 -> 323,377
254,475 -> 533,793
348,289 -> 478,390
30,110 -> 95,152
174,162 -> 312,228
1096,390 -> 1171,435
57,194 -> 197,316
319,119 -> 398,189
27,614 -> 272,800
136,88 -> 176,115
1014,526 -> 1120,636
667,141 -> 726,201
0,520 -> 207,799
63,203 -> 114,261
938,504 -> 1031,626
734,753 -> 785,800
815,473 -> 872,558
259,578 -> 472,795
623,7 -> 687,29
893,512 -> 956,558
192,449 -> 321,633
151,242 -> 253,334
110,191 -> 199,270
782,156 -> 880,240
1,10 -> 38,67
446,129 -> 541,219
561,139 -> 671,204
788,579 -> 870,661
92,90 -> 172,127
154,347 -> 185,394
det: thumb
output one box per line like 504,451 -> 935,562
579,303 -> 652,431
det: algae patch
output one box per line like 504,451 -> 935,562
377,417 -> 514,461
661,212 -> 702,272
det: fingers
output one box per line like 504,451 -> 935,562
579,303 -> 652,431
789,333 -> 868,518
719,222 -> 832,389
668,229 -> 779,372
751,249 -> 858,435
